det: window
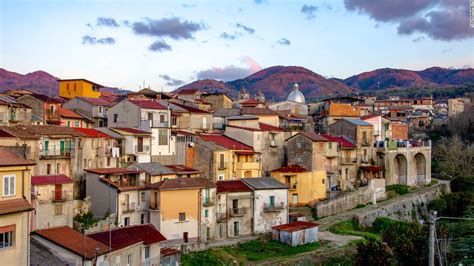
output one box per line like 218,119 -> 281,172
3,175 -> 15,196
141,213 -> 145,224
0,230 -> 13,248
158,129 -> 168,145
124,217 -> 130,226
172,117 -> 177,126
107,157 -> 111,167
219,154 -> 225,168
218,175 -> 224,181
202,117 -> 207,129
144,245 -> 150,259
296,142 -> 301,149
98,106 -> 103,114
54,204 -> 62,215
328,142 -> 332,149
269,196 -> 275,208
56,163 -> 61,174
67,121 -> 70,127
73,83 -> 77,91
75,121 -> 80,127
115,255 -> 121,266
179,212 -> 186,221
50,105 -> 55,114
204,209 -> 209,217
113,114 -> 118,123
46,164 -> 51,174
160,114 -> 165,123
127,254 -> 132,266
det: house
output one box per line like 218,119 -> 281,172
165,165 -> 201,178
271,165 -> 326,207
329,118 -> 374,166
201,92 -> 233,110
0,147 -> 35,265
272,221 -> 319,247
212,108 -> 242,131
175,88 -> 202,102
88,224 -> 170,266
31,174 -> 75,230
241,177 -> 288,234
195,133 -> 261,181
110,127 -> 152,166
0,96 -> 32,125
241,107 -> 280,127
63,97 -> 116,127
127,162 -> 201,184
60,108 -> 93,128
31,226 -> 109,265
173,130 -> 198,168
165,101 -> 213,132
361,114 -> 391,142
148,178 -> 216,244
224,116 -> 286,175
107,99 -> 174,163
85,168 -> 149,227
314,97 -> 362,133
216,180 -> 254,239
448,98 -> 471,117
59,79 -> 103,99
16,93 -> 63,125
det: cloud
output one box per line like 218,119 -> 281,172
441,48 -> 452,54
159,74 -> 185,86
148,40 -> 171,52
301,4 -> 318,19
82,36 -> 115,45
197,57 -> 262,81
254,0 -> 268,4
96,17 -> 120,27
235,23 -> 255,34
220,23 -> 256,40
412,36 -> 425,42
220,32 -> 236,40
277,38 -> 291,46
345,0 -> 474,41
182,3 -> 197,8
132,17 -> 204,40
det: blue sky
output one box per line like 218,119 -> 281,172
1,0 -> 473,91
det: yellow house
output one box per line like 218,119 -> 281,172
271,164 -> 326,206
0,147 -> 36,265
59,79 -> 103,99
195,134 -> 261,181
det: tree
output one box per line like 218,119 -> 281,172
382,222 -> 428,265
355,239 -> 393,266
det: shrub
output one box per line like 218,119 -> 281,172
386,184 -> 410,195
355,239 -> 394,266
372,217 -> 397,234
427,197 -> 447,213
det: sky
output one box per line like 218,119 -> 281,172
1,0 -> 473,91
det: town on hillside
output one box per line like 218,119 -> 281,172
0,78 -> 472,265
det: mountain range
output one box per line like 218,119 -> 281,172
1,66 -> 473,100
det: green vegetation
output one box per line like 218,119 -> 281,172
329,220 -> 380,240
386,184 -> 410,195
73,212 -> 97,229
181,238 -> 321,265
354,203 -> 366,209
359,84 -> 474,101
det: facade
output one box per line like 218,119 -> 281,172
0,96 -> 32,125
272,221 -> 319,247
16,93 -> 63,125
111,127 -> 152,165
63,97 -> 115,127
165,101 -> 213,133
59,79 -> 103,99
0,147 -> 35,266
315,99 -> 362,133
271,165 -> 326,206
60,108 -> 93,128
361,114 -> 391,141
242,177 -> 288,234
195,133 -> 261,181
85,168 -> 150,227
201,92 -> 233,110
448,98 -> 471,117
127,162 -> 201,184
31,174 -> 75,230
148,178 -> 216,244
215,180 -> 254,239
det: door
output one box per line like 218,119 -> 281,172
234,221 -> 239,237
292,194 -> 298,206
202,117 -> 207,129
183,232 -> 188,243
232,199 -> 238,214
137,137 -> 143,152
59,140 -> 65,156
55,184 -> 62,201
44,140 -> 49,156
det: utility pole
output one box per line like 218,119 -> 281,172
428,210 -> 437,266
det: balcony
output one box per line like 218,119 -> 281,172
122,202 -> 136,213
134,144 -> 150,153
46,110 -> 60,121
286,182 -> 297,190
149,202 -> 160,211
52,191 -> 70,203
342,157 -> 357,164
361,139 -> 370,146
325,150 -> 338,158
40,148 -> 75,159
230,208 -> 246,217
202,197 -> 215,207
217,162 -> 230,170
217,212 -> 228,222
236,161 -> 259,170
263,202 -> 285,212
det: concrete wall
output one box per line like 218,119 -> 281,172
216,191 -> 254,239
0,212 -> 30,266
86,172 -> 118,220
253,189 -> 288,234
107,100 -> 141,128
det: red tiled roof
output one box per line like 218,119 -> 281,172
320,134 -> 356,148
272,164 -> 307,173
34,226 -> 108,259
361,114 -> 382,120
177,88 -> 200,95
32,175 -> 74,186
149,177 -> 215,190
217,180 -> 253,193
29,93 -> 63,104
240,99 -> 258,106
197,134 -> 252,150
0,147 -> 35,166
272,221 -> 319,232
74,128 -> 112,138
161,247 -> 180,257
112,127 -> 151,135
129,99 -> 167,110
86,168 -> 143,175
60,108 -> 85,119
0,129 -> 16,138
226,122 -> 284,132
165,165 -> 200,174
172,102 -> 210,114
88,224 -> 166,252
0,198 -> 33,215
286,132 -> 327,142
77,97 -> 115,107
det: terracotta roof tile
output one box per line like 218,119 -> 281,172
177,88 -> 200,95
287,132 -> 327,142
272,164 -> 307,173
197,134 -> 252,150
128,99 -> 167,110
0,198 -> 33,215
77,97 -> 115,107
111,127 -> 151,135
272,221 -> 319,232
32,175 -> 74,186
60,108 -> 86,119
0,125 -> 82,138
160,247 -> 180,257
217,180 -> 253,193
171,102 -> 210,114
149,177 -> 215,190
226,122 -> 284,132
0,147 -> 35,166
34,226 -> 108,259
165,165 -> 200,174
320,134 -> 356,148
88,224 -> 166,252
85,168 -> 143,175
74,128 -> 112,138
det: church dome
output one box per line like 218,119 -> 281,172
287,83 -> 305,103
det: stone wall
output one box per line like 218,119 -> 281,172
151,154 -> 177,165
355,183 -> 449,227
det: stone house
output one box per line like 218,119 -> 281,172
16,93 -> 63,125
361,114 -> 391,142
63,96 -> 116,127
110,128 -> 152,166
60,108 -> 93,128
127,162 -> 201,184
74,128 -> 120,172
216,180 -> 254,239
164,101 -> 213,133
0,96 -> 32,125
201,92 -> 233,110
242,177 -> 288,234
314,98 -> 362,133
175,88 -> 202,102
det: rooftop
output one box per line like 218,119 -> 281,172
0,147 -> 35,167
272,164 -> 307,173
0,198 -> 34,215
86,168 -> 143,175
74,128 -> 113,138
217,180 -> 253,193
170,102 -> 210,114
32,174 -> 74,186
242,177 -> 288,190
128,99 -> 167,110
320,134 -> 356,148
287,132 -> 328,142
59,78 -> 105,87
60,108 -> 87,119
149,177 -> 215,190
177,88 -> 200,95
197,134 -> 253,150
272,221 -> 319,232
342,118 -> 373,126
227,122 -> 284,132
76,97 -> 115,107
165,165 -> 201,174
111,127 -> 151,136
27,93 -> 63,104
88,224 -> 166,252
127,162 -> 175,176
0,125 -> 82,138
33,226 -> 108,260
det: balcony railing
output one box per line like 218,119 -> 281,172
236,161 -> 259,170
122,202 -> 136,213
52,190 -> 71,203
263,202 -> 285,212
342,157 -> 357,164
218,162 -> 230,170
40,148 -> 75,159
202,197 -> 215,207
134,144 -> 150,153
217,212 -> 228,222
230,208 -> 246,217
149,202 -> 160,211
46,110 -> 60,121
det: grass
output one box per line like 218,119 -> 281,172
386,184 -> 410,195
181,237 -> 321,265
428,179 -> 439,186
329,220 -> 380,240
